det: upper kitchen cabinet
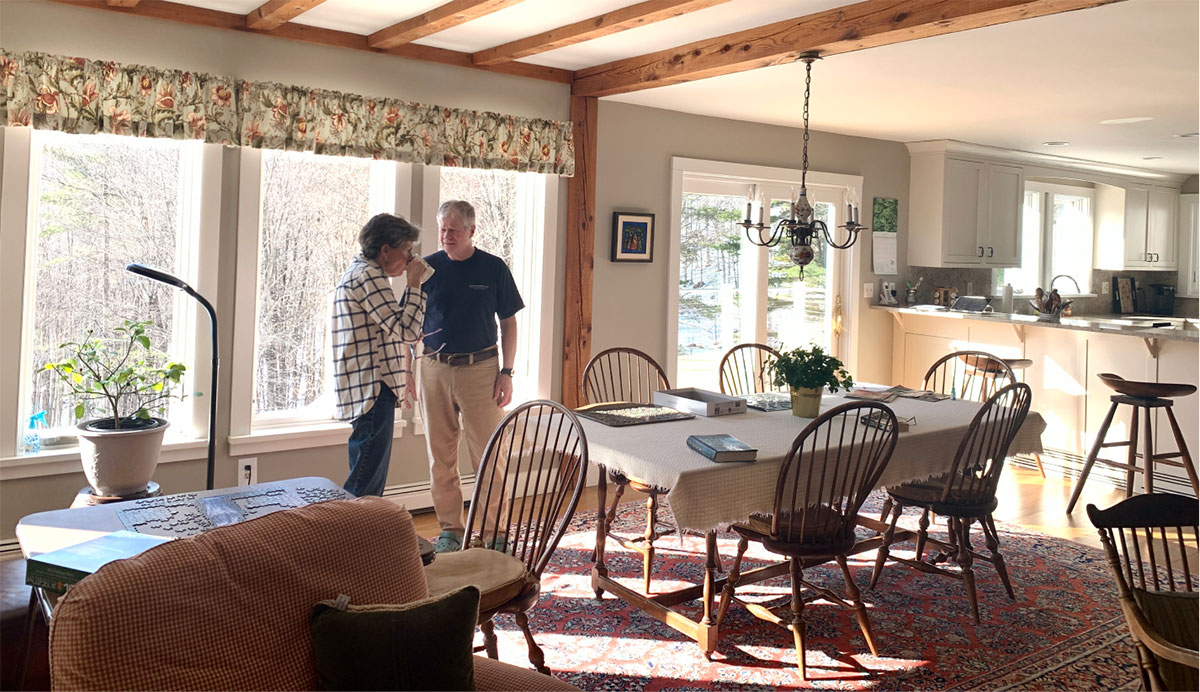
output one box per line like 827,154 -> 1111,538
1094,183 -> 1179,270
907,147 -> 1023,268
1178,193 -> 1198,297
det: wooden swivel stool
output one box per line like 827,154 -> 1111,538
1066,373 -> 1199,513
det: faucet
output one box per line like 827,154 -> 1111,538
1050,274 -> 1081,294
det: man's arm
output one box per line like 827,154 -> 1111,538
494,315 -> 518,407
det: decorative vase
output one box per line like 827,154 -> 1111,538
76,417 -> 168,497
789,386 -> 823,418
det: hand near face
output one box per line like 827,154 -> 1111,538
406,258 -> 428,288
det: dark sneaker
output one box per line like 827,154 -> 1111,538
434,530 -> 463,553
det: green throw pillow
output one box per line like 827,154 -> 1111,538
311,586 -> 479,691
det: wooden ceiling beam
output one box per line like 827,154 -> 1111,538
245,0 -> 328,31
472,0 -> 730,66
573,0 -> 1124,97
44,0 -> 572,84
106,0 -> 140,6
367,0 -> 525,50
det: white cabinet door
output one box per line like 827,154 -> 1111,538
1146,186 -> 1178,269
1154,340 -> 1198,496
1025,327 -> 1087,456
985,164 -> 1023,266
943,158 -> 986,264
1123,186 -> 1150,266
1181,194 -> 1199,297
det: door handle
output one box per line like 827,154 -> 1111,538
978,247 -> 984,257
988,247 -> 994,257
1154,253 -> 1160,262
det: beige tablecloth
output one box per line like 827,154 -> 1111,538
579,393 -> 1046,533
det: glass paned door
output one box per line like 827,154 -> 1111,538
763,184 -> 841,356
676,189 -> 753,391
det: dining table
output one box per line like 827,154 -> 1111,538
579,390 -> 1046,656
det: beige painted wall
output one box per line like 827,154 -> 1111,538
0,1 -> 570,540
593,101 -> 908,385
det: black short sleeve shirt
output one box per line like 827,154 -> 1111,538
421,249 -> 524,354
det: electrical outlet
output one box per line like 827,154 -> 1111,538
1100,281 -> 1109,295
862,282 -> 875,298
967,282 -> 974,296
238,457 -> 258,486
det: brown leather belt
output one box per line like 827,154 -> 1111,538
431,345 -> 498,366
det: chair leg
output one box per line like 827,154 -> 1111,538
1141,407 -> 1155,495
1165,407 -> 1200,495
1031,452 -> 1046,478
1125,406 -> 1141,497
515,611 -> 549,675
715,535 -> 748,631
788,558 -> 808,681
878,496 -> 893,524
1068,401 -> 1120,513
606,480 -> 626,533
981,514 -> 1016,600
914,507 -> 932,563
837,554 -> 878,657
870,501 -> 902,589
481,619 -> 499,659
954,518 -> 980,624
643,493 -> 658,595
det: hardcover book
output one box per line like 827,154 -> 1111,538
26,530 -> 174,593
686,434 -> 757,462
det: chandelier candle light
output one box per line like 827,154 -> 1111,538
737,53 -> 867,278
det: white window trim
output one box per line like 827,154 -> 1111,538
668,157 -> 863,384
1029,181 -> 1097,298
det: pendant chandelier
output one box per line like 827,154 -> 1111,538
737,53 -> 867,276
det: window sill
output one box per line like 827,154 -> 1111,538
228,419 -> 409,457
0,437 -> 208,481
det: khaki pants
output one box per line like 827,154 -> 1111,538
419,357 -> 506,534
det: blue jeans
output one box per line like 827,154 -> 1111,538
344,383 -> 396,497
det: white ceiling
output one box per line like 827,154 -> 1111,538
168,0 -> 1200,174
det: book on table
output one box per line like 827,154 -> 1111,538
26,530 -> 174,593
686,434 -> 757,462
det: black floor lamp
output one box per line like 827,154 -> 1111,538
126,263 -> 218,490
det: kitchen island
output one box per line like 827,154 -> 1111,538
874,305 -> 1198,496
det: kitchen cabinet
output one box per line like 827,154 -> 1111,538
1180,194 -> 1199,297
908,153 -> 1023,268
1094,183 -> 1179,270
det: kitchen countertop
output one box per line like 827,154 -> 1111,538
871,305 -> 1198,343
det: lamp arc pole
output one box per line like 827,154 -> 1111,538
126,263 -> 217,490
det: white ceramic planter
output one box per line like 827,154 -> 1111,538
76,418 -> 168,497
789,387 -> 823,418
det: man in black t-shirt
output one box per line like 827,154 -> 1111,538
419,200 -> 524,553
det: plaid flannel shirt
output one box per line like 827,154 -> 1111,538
332,255 -> 426,421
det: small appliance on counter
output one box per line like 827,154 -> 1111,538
948,295 -> 992,312
1146,284 -> 1176,316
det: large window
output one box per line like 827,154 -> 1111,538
22,130 -> 201,440
437,167 -> 550,406
997,182 -> 1094,296
252,150 -> 394,424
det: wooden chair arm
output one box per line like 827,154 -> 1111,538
1121,598 -> 1200,669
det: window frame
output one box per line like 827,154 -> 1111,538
998,180 -> 1097,298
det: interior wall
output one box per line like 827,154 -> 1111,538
0,1 -> 570,540
593,101 -> 909,386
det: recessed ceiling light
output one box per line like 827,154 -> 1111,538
1142,156 -> 1163,160
1100,117 -> 1153,125
1175,132 -> 1199,138
1042,141 -> 1070,146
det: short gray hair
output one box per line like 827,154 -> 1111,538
358,213 -> 419,259
437,200 -> 475,227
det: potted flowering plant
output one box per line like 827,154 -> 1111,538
44,319 -> 185,497
768,346 -> 854,418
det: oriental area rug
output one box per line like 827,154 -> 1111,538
481,491 -> 1141,691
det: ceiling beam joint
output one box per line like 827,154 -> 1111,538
245,0 -> 329,32
368,0 -> 525,50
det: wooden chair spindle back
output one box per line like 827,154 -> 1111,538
941,382 -> 1032,505
923,350 -> 1016,403
719,343 -> 784,396
581,347 -> 669,405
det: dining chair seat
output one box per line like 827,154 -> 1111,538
888,475 -> 1001,516
738,509 -> 857,557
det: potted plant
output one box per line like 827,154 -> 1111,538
768,346 -> 854,418
44,320 -> 186,497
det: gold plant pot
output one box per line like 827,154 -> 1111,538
789,386 -> 823,418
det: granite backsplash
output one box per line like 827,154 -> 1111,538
905,266 -> 1198,318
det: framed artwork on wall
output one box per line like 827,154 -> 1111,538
611,212 -> 655,263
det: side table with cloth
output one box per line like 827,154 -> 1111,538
582,392 -> 1046,655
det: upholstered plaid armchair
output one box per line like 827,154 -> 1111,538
48,496 -> 579,691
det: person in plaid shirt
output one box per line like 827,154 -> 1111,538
332,213 -> 429,496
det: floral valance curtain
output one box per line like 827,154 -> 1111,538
0,50 -> 574,176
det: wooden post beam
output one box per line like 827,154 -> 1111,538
367,0 -> 526,50
245,0 -> 328,31
106,0 -> 140,6
561,94 -> 597,409
471,0 -> 730,66
573,0 -> 1123,97
45,0 -> 572,84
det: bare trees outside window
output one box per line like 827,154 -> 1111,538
27,131 -> 190,432
254,150 -> 374,419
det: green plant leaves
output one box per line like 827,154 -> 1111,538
768,345 -> 855,393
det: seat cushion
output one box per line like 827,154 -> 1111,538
888,475 -> 998,515
735,506 -> 856,557
1132,588 -> 1199,691
310,586 -> 479,691
424,548 -> 531,613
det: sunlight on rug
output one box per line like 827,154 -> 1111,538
481,491 -> 1141,690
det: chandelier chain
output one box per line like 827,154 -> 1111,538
801,58 -> 811,191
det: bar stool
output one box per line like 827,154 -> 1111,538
960,355 -> 1045,477
1004,359 -> 1045,477
1066,373 -> 1199,513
